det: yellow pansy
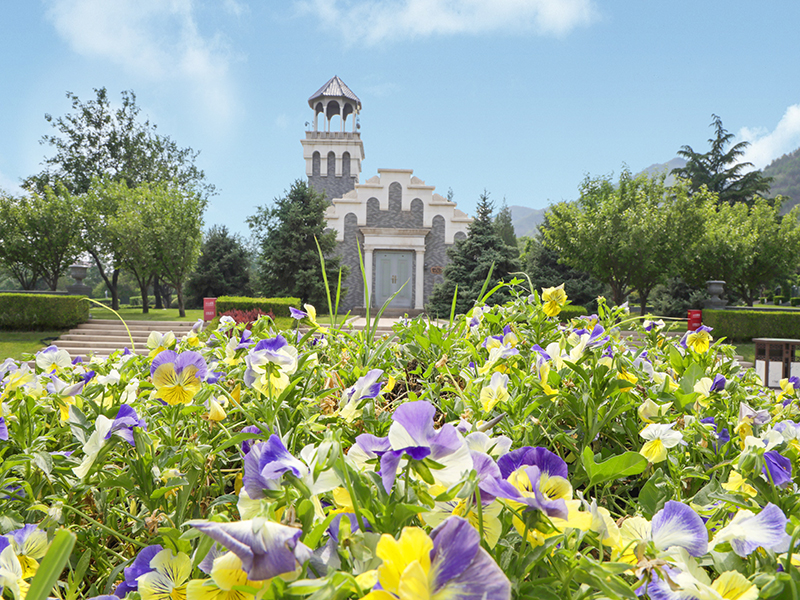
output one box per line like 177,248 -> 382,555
542,284 -> 567,317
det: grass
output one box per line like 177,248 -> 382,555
733,342 -> 755,364
89,307 -> 205,321
0,330 -> 66,360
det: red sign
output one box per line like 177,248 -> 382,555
687,309 -> 702,331
203,297 -> 217,321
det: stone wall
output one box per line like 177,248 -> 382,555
336,213 -> 364,312
309,151 -> 357,202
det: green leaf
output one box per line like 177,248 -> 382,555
638,468 -> 671,519
26,529 -> 76,600
581,447 -> 647,487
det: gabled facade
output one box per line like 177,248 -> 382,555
303,76 -> 472,313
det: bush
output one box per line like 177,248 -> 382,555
760,297 -> 768,304
0,293 -> 89,330
703,308 -> 800,341
220,308 -> 274,328
774,295 -> 785,305
792,297 -> 800,307
649,277 -> 708,318
216,296 -> 300,318
561,305 -> 588,320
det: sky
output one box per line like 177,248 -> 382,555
2,1 -> 800,235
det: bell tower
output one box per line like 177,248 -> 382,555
301,76 -> 365,201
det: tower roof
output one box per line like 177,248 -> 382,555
308,76 -> 361,110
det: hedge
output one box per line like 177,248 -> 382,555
702,308 -> 800,341
0,293 -> 89,330
215,296 -> 300,318
561,305 -> 588,320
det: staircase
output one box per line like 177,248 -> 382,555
54,319 -> 196,360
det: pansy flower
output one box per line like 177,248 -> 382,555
243,336 -> 298,395
362,516 -> 511,600
114,544 -> 164,597
151,350 -> 208,406
541,284 -> 567,317
351,401 -> 473,493
639,423 -> 683,463
190,518 -> 312,581
35,345 -> 71,373
186,551 -> 264,600
147,331 -> 176,358
339,369 -> 384,422
762,450 -> 792,487
137,548 -> 191,600
711,503 -> 789,557
0,537 -> 23,600
5,524 -> 48,579
684,325 -> 713,353
480,372 -> 510,413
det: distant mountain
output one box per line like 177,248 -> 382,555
509,205 -> 546,239
763,148 -> 800,214
638,157 -> 687,185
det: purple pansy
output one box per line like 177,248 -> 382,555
114,544 -> 163,597
190,518 -> 313,580
289,307 -> 307,320
650,501 -> 708,557
240,425 -> 263,455
243,435 -> 305,499
763,450 -> 793,487
104,405 -> 146,446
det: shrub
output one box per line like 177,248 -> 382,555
561,305 -> 588,320
760,297 -> 768,304
703,308 -> 800,341
220,308 -> 274,328
216,296 -> 300,318
792,297 -> 800,307
0,293 -> 89,330
774,295 -> 785,305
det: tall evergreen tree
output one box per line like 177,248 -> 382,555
673,114 -> 772,206
186,225 -> 252,308
247,180 -> 345,307
494,201 -> 518,251
427,192 -> 521,316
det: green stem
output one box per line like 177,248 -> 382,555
62,505 -> 147,549
338,443 -> 366,533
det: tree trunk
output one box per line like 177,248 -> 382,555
140,286 -> 149,313
154,275 -> 164,309
111,269 -> 120,310
176,285 -> 186,318
638,290 -> 650,316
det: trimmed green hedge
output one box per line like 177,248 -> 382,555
0,293 -> 89,330
702,308 -> 800,342
562,305 -> 589,320
215,296 -> 301,318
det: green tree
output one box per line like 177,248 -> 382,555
522,219 -> 606,311
186,225 -> 252,309
247,180 -> 344,307
26,88 -> 212,308
494,201 -> 518,250
673,114 -> 773,206
544,169 -> 711,315
427,192 -> 521,316
680,197 -> 800,306
142,183 -> 206,317
0,185 -> 82,291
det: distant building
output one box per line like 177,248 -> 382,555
302,76 -> 472,313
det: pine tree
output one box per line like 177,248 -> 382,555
186,225 -> 252,308
494,201 -> 518,250
673,114 -> 772,206
427,192 -> 521,316
247,180 -> 345,308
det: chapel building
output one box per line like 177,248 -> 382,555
302,76 -> 472,314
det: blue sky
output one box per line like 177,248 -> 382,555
2,1 -> 800,234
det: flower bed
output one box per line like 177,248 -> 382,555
1,285 -> 799,599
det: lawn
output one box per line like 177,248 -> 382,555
0,330 -> 66,360
89,307 -> 205,321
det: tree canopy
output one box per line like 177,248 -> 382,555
186,225 -> 252,308
544,169 -> 712,314
672,114 -> 772,206
427,192 -> 521,316
247,180 -> 344,308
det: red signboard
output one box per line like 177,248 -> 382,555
687,309 -> 702,331
203,297 -> 217,321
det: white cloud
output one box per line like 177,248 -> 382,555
45,0 -> 239,125
296,0 -> 597,44
739,104 -> 800,169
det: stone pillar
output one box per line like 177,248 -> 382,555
415,249 -> 425,310
364,246 -> 374,309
